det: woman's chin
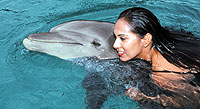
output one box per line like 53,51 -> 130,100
119,57 -> 131,61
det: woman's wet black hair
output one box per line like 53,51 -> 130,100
118,7 -> 200,71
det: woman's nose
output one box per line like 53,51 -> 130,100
113,38 -> 121,50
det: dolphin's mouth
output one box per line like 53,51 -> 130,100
26,32 -> 84,46
26,37 -> 83,45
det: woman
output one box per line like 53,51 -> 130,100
113,7 -> 200,108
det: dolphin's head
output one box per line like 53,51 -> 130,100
23,20 -> 118,60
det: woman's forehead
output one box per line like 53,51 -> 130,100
114,19 -> 132,34
114,19 -> 139,38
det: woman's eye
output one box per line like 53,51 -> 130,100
120,37 -> 126,41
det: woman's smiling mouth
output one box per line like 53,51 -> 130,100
118,51 -> 125,56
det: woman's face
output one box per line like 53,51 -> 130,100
113,18 -> 144,61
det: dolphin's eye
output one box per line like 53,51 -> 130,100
92,39 -> 101,47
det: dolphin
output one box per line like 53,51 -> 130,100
23,20 -> 118,59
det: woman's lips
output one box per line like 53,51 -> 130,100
118,51 -> 125,56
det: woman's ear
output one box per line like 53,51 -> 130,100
142,33 -> 152,48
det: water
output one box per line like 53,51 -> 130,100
0,0 -> 199,108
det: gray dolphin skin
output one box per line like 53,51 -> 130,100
23,20 -> 118,59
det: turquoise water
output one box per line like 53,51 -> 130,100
0,0 -> 200,108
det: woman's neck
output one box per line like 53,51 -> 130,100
136,45 -> 153,62
151,49 -> 189,73
135,46 -> 189,73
